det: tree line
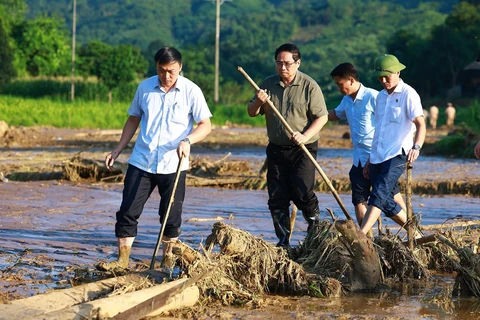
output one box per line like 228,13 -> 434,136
0,0 -> 479,105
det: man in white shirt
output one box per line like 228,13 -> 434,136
98,47 -> 212,270
360,54 -> 426,235
328,62 -> 405,228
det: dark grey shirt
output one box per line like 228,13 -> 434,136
251,71 -> 327,146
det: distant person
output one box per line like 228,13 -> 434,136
97,47 -> 212,271
475,140 -> 480,159
360,54 -> 426,236
445,102 -> 456,127
429,105 -> 438,129
328,62 -> 405,228
247,43 -> 328,247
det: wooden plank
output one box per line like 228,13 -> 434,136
25,279 -> 199,320
0,271 -> 169,320
111,268 -> 213,320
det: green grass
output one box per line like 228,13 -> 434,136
0,96 -> 129,129
0,95 -> 266,129
209,103 -> 265,127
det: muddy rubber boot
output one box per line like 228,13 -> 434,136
161,237 -> 178,269
303,207 -> 320,232
96,237 -> 134,271
271,209 -> 291,247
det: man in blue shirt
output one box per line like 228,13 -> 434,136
328,62 -> 405,228
97,47 -> 212,271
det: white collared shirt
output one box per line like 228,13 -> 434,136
370,79 -> 423,164
334,84 -> 377,167
127,75 -> 212,174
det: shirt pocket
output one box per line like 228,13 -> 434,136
389,106 -> 402,123
288,98 -> 307,115
170,104 -> 191,125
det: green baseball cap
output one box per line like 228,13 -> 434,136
372,54 -> 406,77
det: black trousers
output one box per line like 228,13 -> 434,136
115,164 -> 186,239
266,142 -> 319,215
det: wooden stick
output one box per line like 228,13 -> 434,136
288,204 -> 297,243
326,207 -> 335,221
406,162 -> 414,250
402,234 -> 437,247
238,66 -> 352,221
377,217 -> 383,236
150,156 -> 185,270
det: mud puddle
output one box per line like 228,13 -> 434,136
1,181 -> 479,318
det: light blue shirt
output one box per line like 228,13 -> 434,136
128,75 -> 212,174
334,84 -> 377,167
370,79 -> 423,164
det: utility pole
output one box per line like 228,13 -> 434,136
71,0 -> 76,101
207,0 -> 231,104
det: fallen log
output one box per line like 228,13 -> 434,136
0,273 -> 148,319
26,278 -> 199,320
335,220 -> 382,291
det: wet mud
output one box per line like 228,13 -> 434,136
0,124 -> 479,319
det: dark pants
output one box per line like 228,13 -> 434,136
266,142 -> 319,216
115,164 -> 186,239
367,154 -> 407,217
349,163 -> 401,206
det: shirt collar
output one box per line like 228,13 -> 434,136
153,75 -> 183,92
355,83 -> 366,101
277,71 -> 301,87
393,79 -> 405,94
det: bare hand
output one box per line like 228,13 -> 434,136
290,131 -> 308,145
256,89 -> 270,104
177,140 -> 191,159
407,149 -> 420,163
105,151 -> 119,170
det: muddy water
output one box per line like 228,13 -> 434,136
1,180 -> 479,318
196,143 -> 480,183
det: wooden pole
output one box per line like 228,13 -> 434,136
71,0 -> 76,102
214,0 -> 220,104
150,156 -> 185,269
406,162 -> 414,250
238,66 -> 352,221
288,204 -> 297,243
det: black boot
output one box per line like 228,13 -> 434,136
271,209 -> 291,247
302,207 -> 320,232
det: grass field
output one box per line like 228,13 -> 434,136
0,95 -> 266,129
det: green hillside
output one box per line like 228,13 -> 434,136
22,0 -> 455,91
3,0 -> 477,104
25,0 -> 458,49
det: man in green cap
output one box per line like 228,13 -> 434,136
360,54 -> 426,235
